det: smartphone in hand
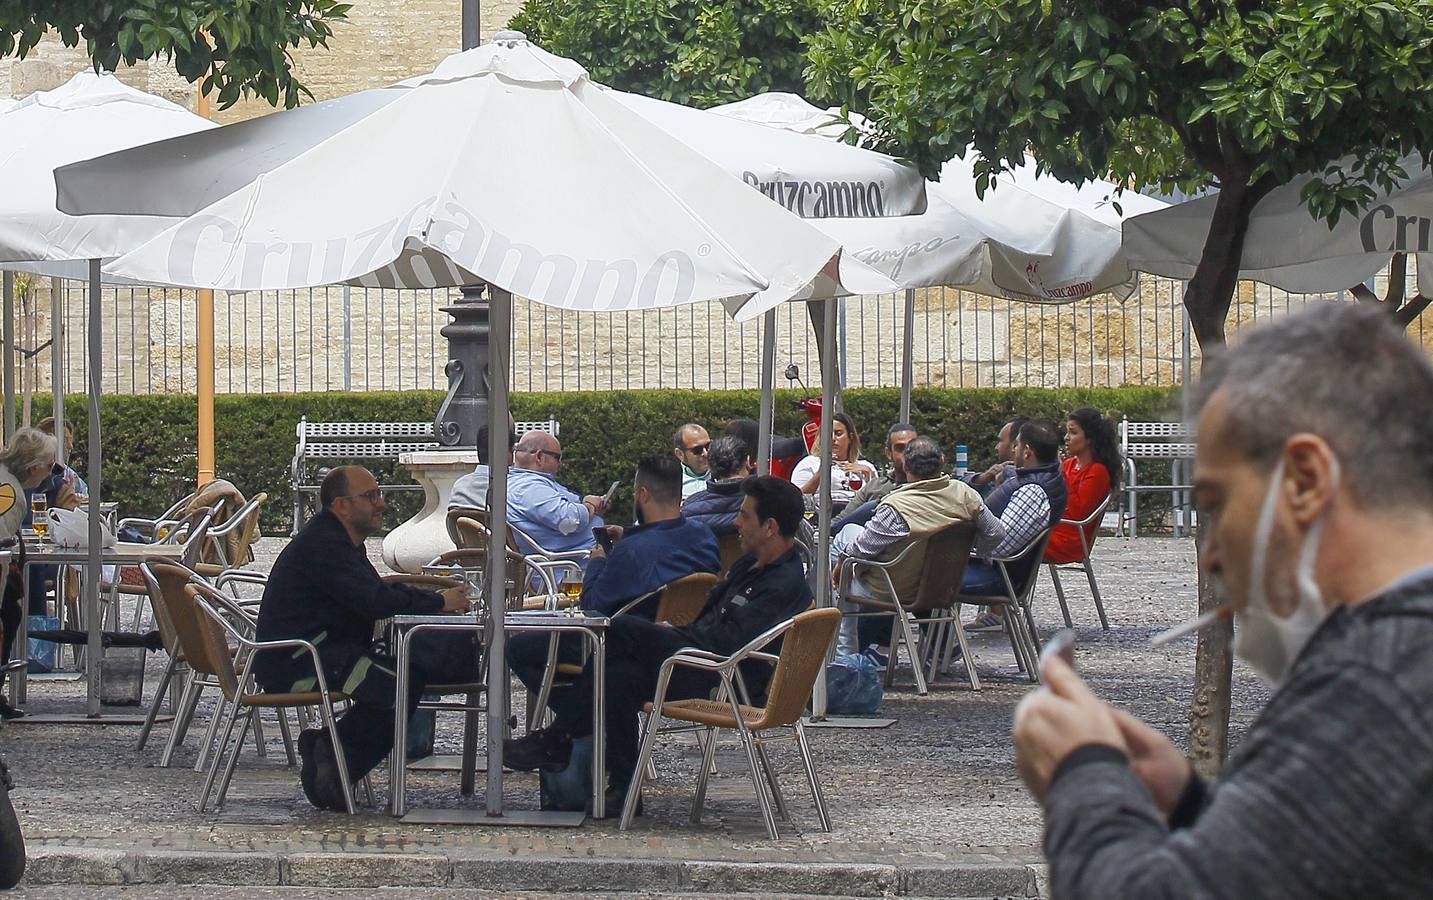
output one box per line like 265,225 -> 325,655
592,526 -> 616,551
601,480 -> 620,506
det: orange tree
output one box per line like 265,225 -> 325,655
2,0 -> 350,107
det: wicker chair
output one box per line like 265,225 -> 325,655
715,533 -> 743,577
954,526 -> 1055,683
134,556 -> 271,770
1044,493 -> 1112,631
836,520 -> 977,693
185,581 -> 361,813
621,607 -> 840,839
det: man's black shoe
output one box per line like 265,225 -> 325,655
600,785 -> 641,819
502,727 -> 573,772
296,728 -> 325,809
0,699 -> 24,721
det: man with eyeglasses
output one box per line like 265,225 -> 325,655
509,431 -> 610,557
255,466 -> 476,811
672,423 -> 711,500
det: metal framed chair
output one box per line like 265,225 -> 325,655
621,607 -> 840,839
115,490 -> 202,541
446,506 -> 486,547
200,492 -> 267,570
1045,494 -> 1112,631
137,558 -> 281,773
185,581 -> 360,814
837,520 -> 978,694
954,527 -> 1054,684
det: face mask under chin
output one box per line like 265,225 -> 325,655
1233,458 -> 1337,687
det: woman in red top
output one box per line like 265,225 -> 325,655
1045,407 -> 1122,564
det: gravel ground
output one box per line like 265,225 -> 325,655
0,535 -> 1268,867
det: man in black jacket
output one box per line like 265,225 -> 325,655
256,466 -> 473,811
505,475 -> 813,814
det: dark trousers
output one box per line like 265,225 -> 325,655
961,559 -> 1014,597
833,499 -> 879,532
514,618 -> 717,792
270,631 -> 481,780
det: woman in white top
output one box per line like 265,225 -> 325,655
790,412 -> 877,507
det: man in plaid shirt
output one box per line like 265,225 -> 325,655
964,419 -> 1068,595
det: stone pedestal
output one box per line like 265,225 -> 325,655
382,449 -> 480,573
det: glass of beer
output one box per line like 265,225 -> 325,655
560,569 -> 582,609
30,495 -> 48,538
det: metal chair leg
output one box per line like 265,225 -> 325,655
690,725 -> 720,825
794,721 -> 831,832
161,678 -> 203,768
1084,557 -> 1109,630
277,707 -> 297,766
1048,564 -> 1074,628
734,718 -> 779,840
751,734 -> 790,822
318,700 -> 357,815
199,698 -> 247,812
622,702 -> 665,830
950,607 -> 981,691
137,654 -> 180,751
529,634 -> 562,731
212,712 -> 255,812
194,694 -> 228,773
895,610 -> 928,695
251,711 -> 269,758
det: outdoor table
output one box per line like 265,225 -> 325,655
388,609 -> 610,822
12,540 -> 185,719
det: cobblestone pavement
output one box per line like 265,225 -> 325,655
0,535 -> 1268,894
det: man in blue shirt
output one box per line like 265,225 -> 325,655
507,431 -> 610,555
507,455 -> 721,709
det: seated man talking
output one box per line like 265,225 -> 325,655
505,476 -> 813,814
255,466 -> 477,811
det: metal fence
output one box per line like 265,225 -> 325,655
2,267 -> 1421,397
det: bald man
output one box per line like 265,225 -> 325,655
256,466 -> 475,811
509,432 -> 610,556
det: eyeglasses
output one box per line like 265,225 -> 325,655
889,442 -> 910,453
683,443 -> 711,455
340,489 -> 384,503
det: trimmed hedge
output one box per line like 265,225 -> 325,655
26,386 -> 1183,533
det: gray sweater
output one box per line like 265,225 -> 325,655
1043,571 -> 1433,899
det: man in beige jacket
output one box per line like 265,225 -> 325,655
831,435 -> 1003,659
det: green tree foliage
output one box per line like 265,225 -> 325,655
806,0 -> 1433,345
1,0 -> 351,108
510,0 -> 823,107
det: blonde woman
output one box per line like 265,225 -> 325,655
0,428 -> 59,718
790,412 -> 877,508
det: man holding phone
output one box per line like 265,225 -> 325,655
508,431 -> 610,556
1013,305 -> 1433,898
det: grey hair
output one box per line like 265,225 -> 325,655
707,435 -> 747,480
902,435 -> 945,481
1194,302 -> 1433,507
0,427 -> 57,478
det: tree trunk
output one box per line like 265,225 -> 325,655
1181,175 -> 1272,777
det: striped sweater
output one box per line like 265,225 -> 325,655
1042,572 -> 1433,898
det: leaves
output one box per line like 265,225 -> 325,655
805,0 -> 1433,228
510,0 -> 824,107
0,0 -> 351,110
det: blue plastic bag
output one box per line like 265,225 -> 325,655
539,736 -> 594,812
825,653 -> 883,715
26,615 -> 59,674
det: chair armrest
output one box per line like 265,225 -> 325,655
613,587 -> 661,619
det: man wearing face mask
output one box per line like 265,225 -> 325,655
1012,304 -> 1433,898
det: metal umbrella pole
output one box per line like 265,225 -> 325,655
484,285 -> 511,818
2,271 -> 12,441
51,276 -> 64,465
809,298 -> 836,719
756,308 -> 777,473
84,258 -> 102,717
900,288 -> 915,423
